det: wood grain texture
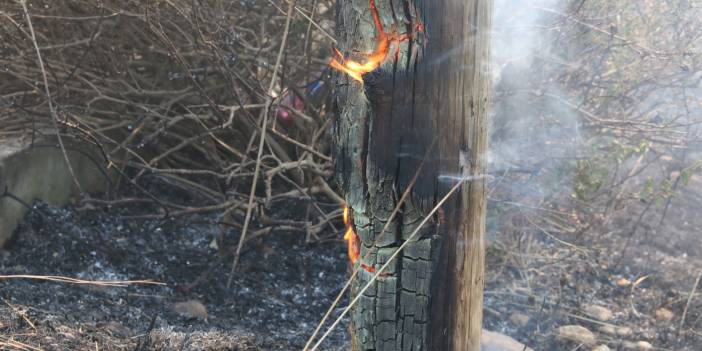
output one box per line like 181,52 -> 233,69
333,0 -> 492,350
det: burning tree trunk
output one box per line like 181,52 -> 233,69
332,0 -> 492,350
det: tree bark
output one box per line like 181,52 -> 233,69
333,0 -> 492,350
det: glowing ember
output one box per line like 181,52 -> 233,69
330,0 -> 424,83
361,263 -> 376,273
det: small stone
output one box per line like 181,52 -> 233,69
655,308 -> 674,322
173,300 -> 208,320
636,341 -> 653,350
582,304 -> 614,321
509,312 -> 530,327
555,325 -> 597,346
598,325 -> 616,335
622,341 -> 638,350
482,329 -> 534,351
623,341 -> 653,350
615,277 -> 632,287
592,345 -> 611,351
616,326 -> 633,336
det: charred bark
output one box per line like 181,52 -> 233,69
333,0 -> 492,350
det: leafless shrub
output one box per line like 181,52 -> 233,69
490,0 -> 702,246
0,0 -> 339,249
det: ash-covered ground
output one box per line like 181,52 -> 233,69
0,202 -> 349,350
2,176 -> 701,350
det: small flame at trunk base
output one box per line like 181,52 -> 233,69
342,205 -> 360,264
343,225 -> 360,264
342,205 -> 376,273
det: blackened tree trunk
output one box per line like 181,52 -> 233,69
333,0 -> 492,350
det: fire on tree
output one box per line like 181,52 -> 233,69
306,0 -> 493,350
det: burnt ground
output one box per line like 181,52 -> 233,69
2,175 -> 702,350
0,202 -> 350,350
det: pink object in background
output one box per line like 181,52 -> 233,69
274,70 -> 329,125
275,91 -> 304,125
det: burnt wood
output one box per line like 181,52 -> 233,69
333,0 -> 492,350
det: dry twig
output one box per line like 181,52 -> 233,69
0,274 -> 165,287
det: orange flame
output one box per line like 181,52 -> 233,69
330,0 -> 424,83
342,205 -> 360,264
342,205 -> 379,273
343,205 -> 350,225
344,226 -> 360,264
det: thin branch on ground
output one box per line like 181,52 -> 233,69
0,275 -> 166,287
680,269 -> 702,332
